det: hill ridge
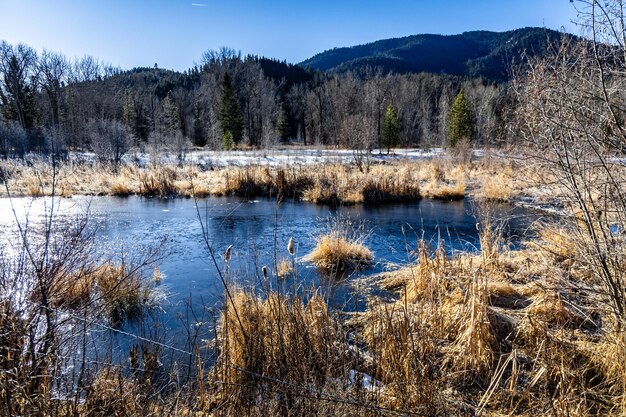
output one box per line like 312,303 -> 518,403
300,27 -> 571,80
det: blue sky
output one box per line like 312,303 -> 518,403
0,0 -> 579,71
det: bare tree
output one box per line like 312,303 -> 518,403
515,1 -> 626,324
0,116 -> 28,158
37,50 -> 70,126
339,114 -> 376,172
71,55 -> 102,83
88,119 -> 133,168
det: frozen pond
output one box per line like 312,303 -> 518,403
0,195 -> 539,356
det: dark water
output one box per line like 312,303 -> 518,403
0,195 -> 538,356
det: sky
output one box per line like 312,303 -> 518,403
0,0 -> 580,71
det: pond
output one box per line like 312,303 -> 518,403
0,195 -> 539,357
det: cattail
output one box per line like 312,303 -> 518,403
224,244 -> 233,262
262,265 -> 268,280
129,345 -> 139,369
287,237 -> 295,256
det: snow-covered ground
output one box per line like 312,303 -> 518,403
22,147 -> 503,168
115,148 -> 450,167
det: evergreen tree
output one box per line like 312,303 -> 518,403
162,91 -> 181,134
382,103 -> 399,154
275,102 -> 290,143
0,55 -> 38,129
122,91 -> 138,140
448,90 -> 473,147
219,72 -> 243,144
192,104 -> 206,147
222,130 -> 234,150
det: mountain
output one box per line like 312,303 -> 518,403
300,27 -> 571,81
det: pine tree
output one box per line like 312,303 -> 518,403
122,91 -> 138,139
448,90 -> 473,147
275,102 -> 290,143
0,55 -> 38,129
219,73 -> 243,144
192,105 -> 206,147
382,103 -> 399,154
222,130 -> 235,150
162,91 -> 181,134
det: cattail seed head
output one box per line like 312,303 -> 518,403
288,237 -> 295,256
262,265 -> 268,280
225,244 -> 233,262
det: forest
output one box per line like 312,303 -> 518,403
0,27 -> 566,161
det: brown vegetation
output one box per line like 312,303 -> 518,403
0,155 -> 537,205
0,150 -> 562,208
307,220 -> 373,271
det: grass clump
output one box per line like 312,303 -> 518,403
212,288 -> 352,412
93,262 -> 155,324
276,258 -> 292,279
50,262 -> 157,324
421,174 -> 465,200
138,166 -> 178,197
474,174 -> 513,202
307,219 -> 373,271
109,178 -> 134,196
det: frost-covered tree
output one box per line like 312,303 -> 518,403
0,117 -> 28,158
88,119 -> 133,168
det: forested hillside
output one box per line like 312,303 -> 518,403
301,27 -> 570,80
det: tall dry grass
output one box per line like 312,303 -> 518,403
2,151 -> 563,208
212,290 -> 349,404
307,218 -> 373,271
0,157 -> 480,204
352,217 -> 626,415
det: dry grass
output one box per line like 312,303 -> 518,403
346,218 -> 626,415
307,220 -> 373,271
5,151 -> 626,416
3,224 -> 625,416
49,262 -> 155,323
422,177 -> 465,200
84,367 -> 145,416
470,156 -> 517,202
308,234 -> 373,271
92,263 -> 155,323
109,178 -> 134,196
276,258 -> 292,279
211,288 -> 355,413
0,156 -> 471,204
2,150 -> 562,207
474,174 -> 513,202
420,166 -> 466,200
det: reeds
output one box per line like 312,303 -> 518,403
276,258 -> 292,279
4,152 -> 626,416
51,262 -> 156,324
0,157 -> 478,204
1,152 -> 549,206
307,219 -> 373,271
346,217 -> 625,414
212,288 -> 354,412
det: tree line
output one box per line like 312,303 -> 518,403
0,41 -> 510,160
